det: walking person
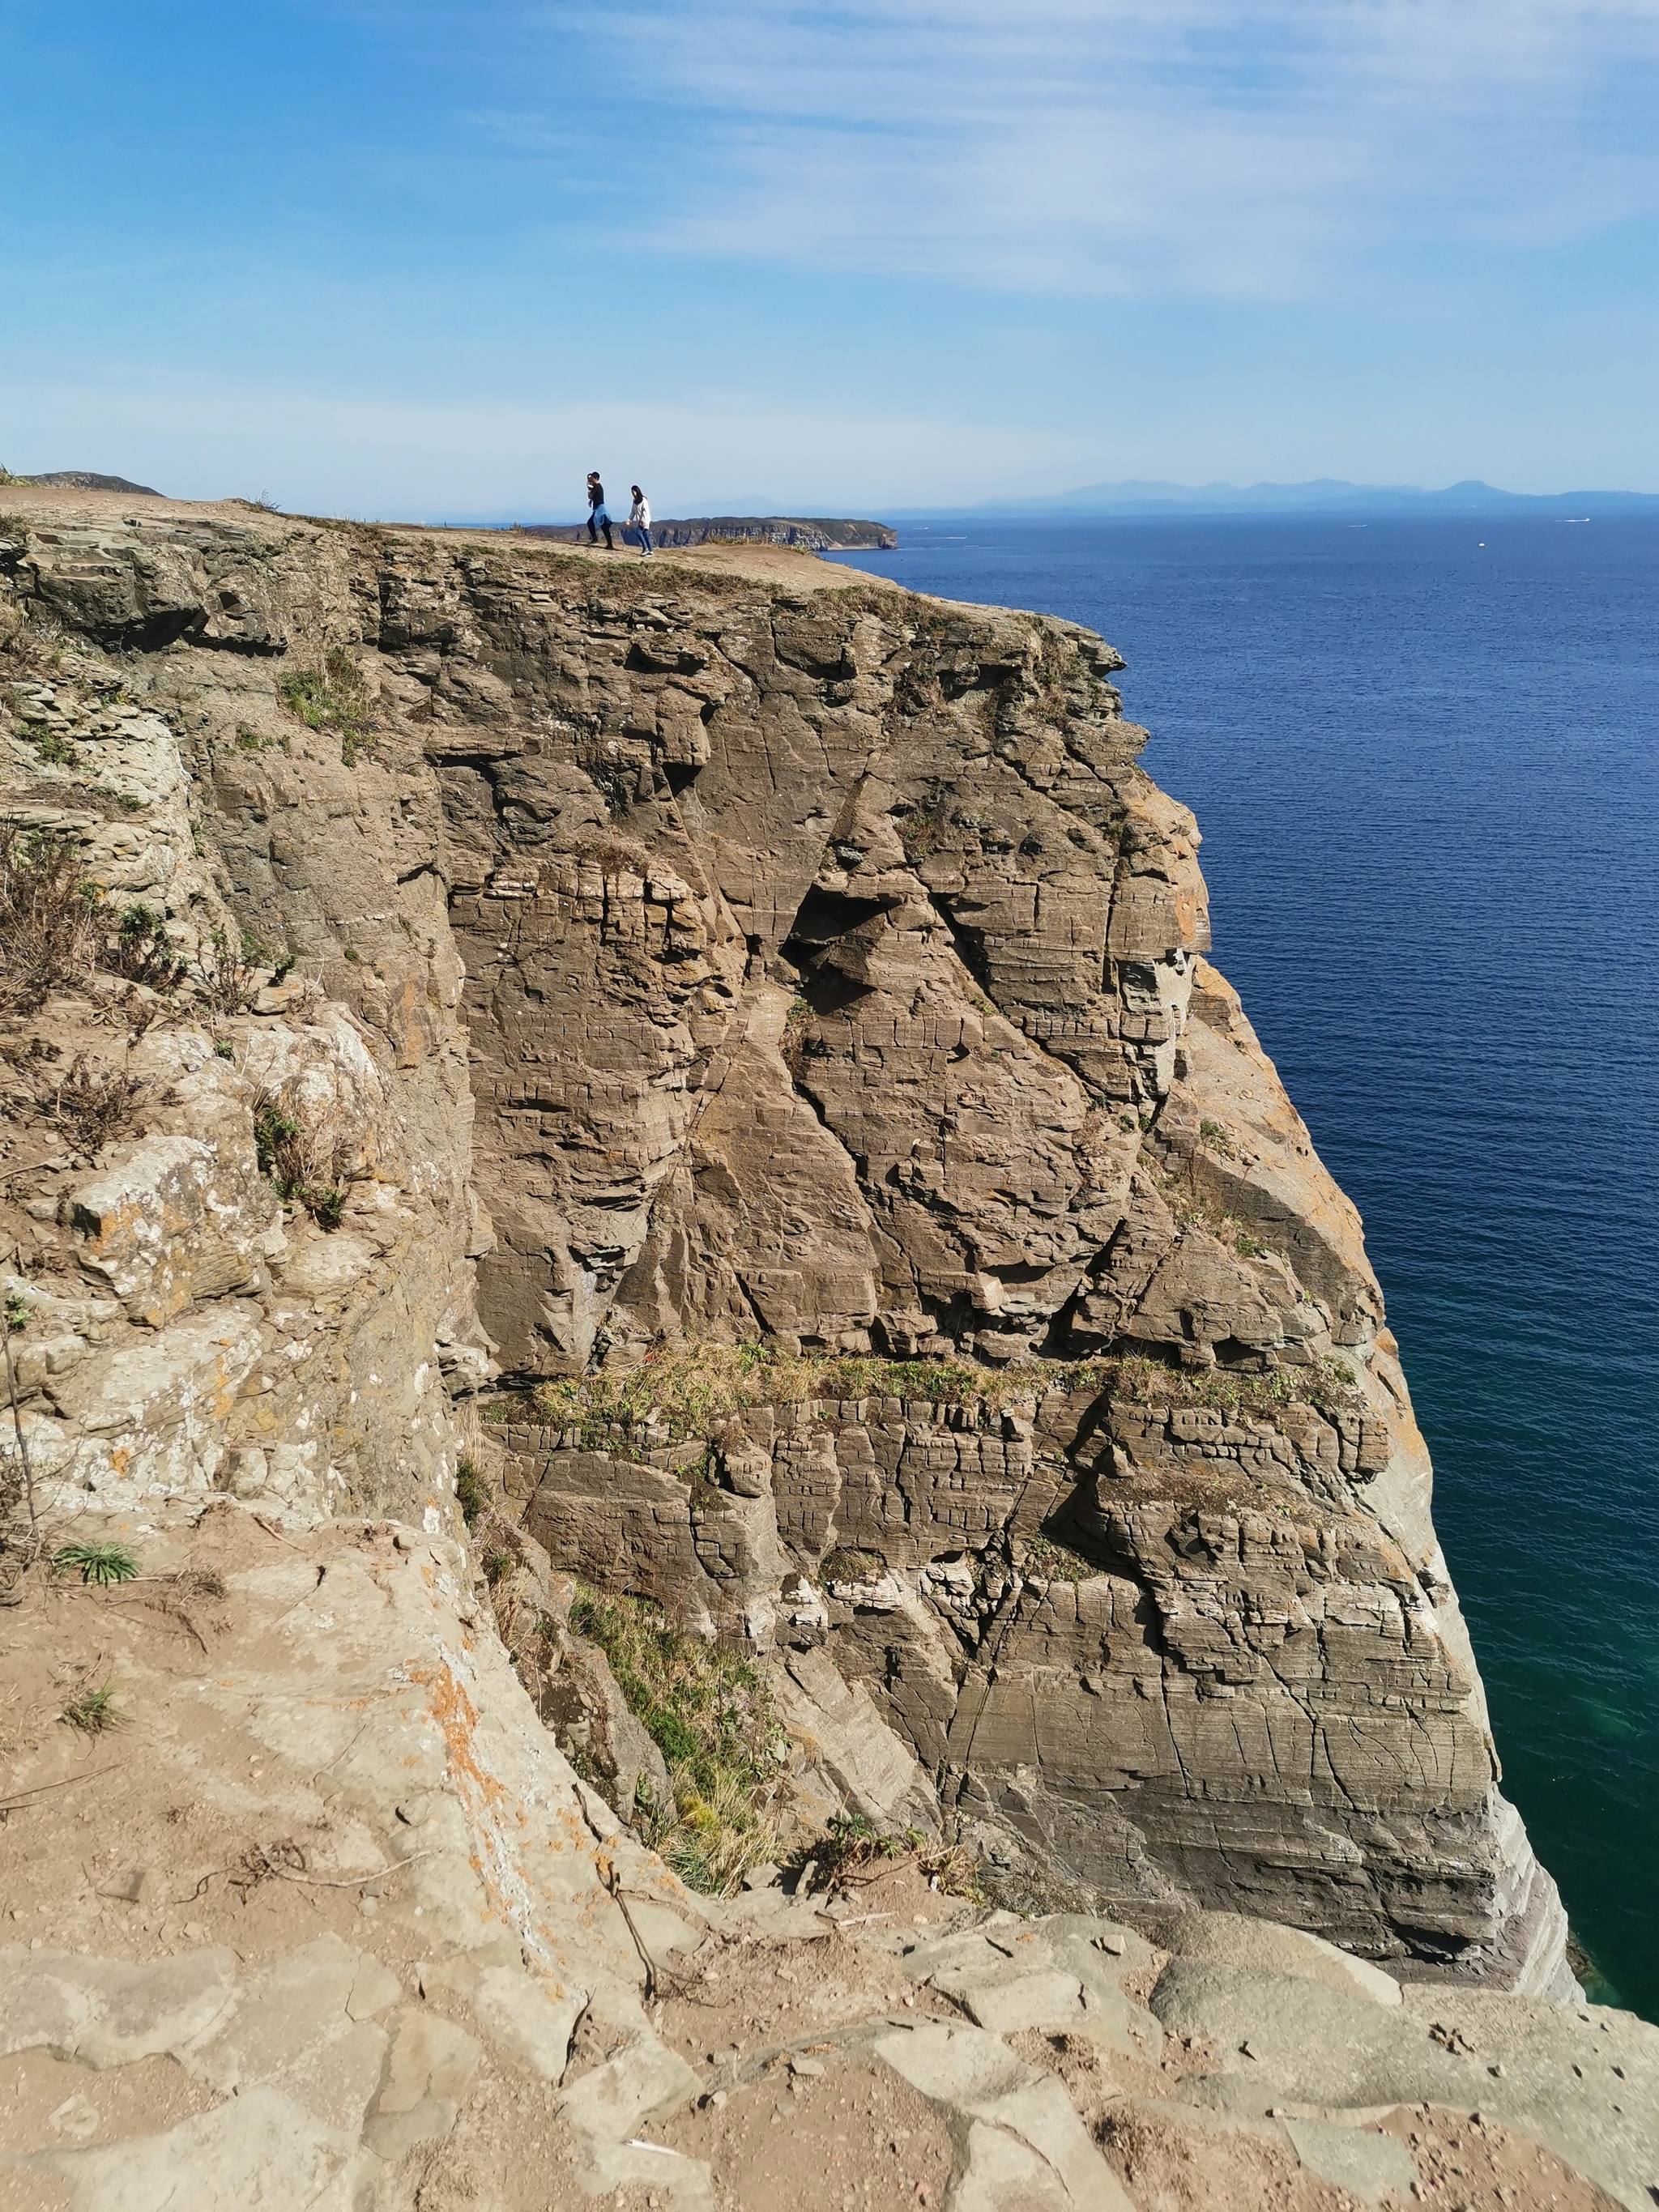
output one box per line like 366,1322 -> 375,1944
629,485 -> 653,556
585,471 -> 614,550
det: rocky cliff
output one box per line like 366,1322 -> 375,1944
0,488 -> 1572,2034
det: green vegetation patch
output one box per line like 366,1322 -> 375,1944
454,1456 -> 490,1525
1019,1532 -> 1098,1583
1111,1349 -> 1357,1422
278,647 -> 375,765
528,1340 -> 1104,1453
62,1686 -> 123,1733
569,1583 -> 787,1893
52,1541 -> 140,1586
515,1337 -> 1359,1455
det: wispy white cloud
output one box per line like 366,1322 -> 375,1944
520,0 -> 1659,294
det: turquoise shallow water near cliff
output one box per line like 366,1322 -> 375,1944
828,516 -> 1659,2019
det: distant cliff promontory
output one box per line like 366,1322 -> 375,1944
522,514 -> 898,551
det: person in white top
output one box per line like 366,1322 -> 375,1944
629,486 -> 653,556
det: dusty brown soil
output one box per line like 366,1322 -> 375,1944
1099,2105 -> 1360,2212
662,2057 -> 953,2212
1377,2105 -> 1623,2212
2,1509 -> 448,1980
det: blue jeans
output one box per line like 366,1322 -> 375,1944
634,525 -> 653,554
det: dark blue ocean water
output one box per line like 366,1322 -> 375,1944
830,517 -> 1659,2018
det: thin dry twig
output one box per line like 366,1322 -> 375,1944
600,1856 -> 661,1998
2,1298 -> 39,1550
272,1846 -> 441,1890
0,1763 -> 122,1813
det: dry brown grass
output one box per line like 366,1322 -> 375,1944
253,1086 -> 351,1229
0,826 -> 100,1011
45,1054 -> 146,1156
528,1339 -> 1076,1452
190,927 -> 258,1016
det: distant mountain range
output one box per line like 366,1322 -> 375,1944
894,478 -> 1659,521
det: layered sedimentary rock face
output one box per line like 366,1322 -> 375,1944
0,492 -> 1569,1995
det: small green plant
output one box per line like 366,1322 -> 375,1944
1198,1118 -> 1236,1158
5,1291 -> 30,1334
454,1458 -> 491,1525
29,730 -> 76,767
214,1038 -> 234,1059
800,1811 -> 906,1887
483,1548 -> 514,1585
898,795 -> 954,862
306,1185 -> 345,1230
254,1094 -> 348,1230
104,904 -> 183,991
62,1686 -> 123,1733
254,1102 -> 301,1175
193,927 -> 257,1016
53,1541 -> 140,1586
791,1812 -> 979,1901
234,723 -> 272,751
342,946 -> 359,963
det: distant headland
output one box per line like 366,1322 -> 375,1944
518,514 -> 898,552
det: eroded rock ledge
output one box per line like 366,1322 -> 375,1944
0,491 -> 1571,2027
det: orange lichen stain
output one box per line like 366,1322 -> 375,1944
109,1447 -> 131,1477
409,1658 -> 510,1816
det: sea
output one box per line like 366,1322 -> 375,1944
826,515 -> 1659,2019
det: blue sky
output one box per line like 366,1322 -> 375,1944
4,2 -> 1658,516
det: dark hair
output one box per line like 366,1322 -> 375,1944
631,484 -> 642,497
587,471 -> 600,479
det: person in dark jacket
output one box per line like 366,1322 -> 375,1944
586,472 -> 614,550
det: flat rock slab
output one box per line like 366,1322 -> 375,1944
1154,1960 -> 1659,2212
1282,2117 -> 1418,2207
874,2021 -> 1134,2210
0,1946 -> 237,2069
15,2082 -> 344,2211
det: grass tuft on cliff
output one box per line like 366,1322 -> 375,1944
518,1339 -> 1358,1455
569,1583 -> 787,1893
278,649 -> 376,765
527,1340 -> 1086,1451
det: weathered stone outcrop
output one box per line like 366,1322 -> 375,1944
0,489 -> 1569,2012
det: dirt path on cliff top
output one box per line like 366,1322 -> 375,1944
0,486 -> 909,598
